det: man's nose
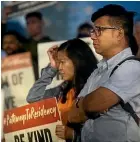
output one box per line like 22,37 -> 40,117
91,33 -> 97,40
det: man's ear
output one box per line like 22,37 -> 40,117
117,29 -> 125,41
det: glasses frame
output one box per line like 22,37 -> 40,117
90,25 -> 120,37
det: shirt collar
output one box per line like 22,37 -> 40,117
107,48 -> 133,69
97,48 -> 133,72
96,59 -> 108,74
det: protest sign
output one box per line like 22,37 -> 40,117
1,52 -> 35,109
4,97 -> 64,142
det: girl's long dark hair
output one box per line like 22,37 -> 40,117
58,38 -> 97,103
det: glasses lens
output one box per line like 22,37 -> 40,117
95,27 -> 101,36
91,26 -> 102,36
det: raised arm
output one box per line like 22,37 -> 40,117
26,45 -> 61,103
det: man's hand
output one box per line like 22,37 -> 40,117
68,98 -> 87,123
55,125 -> 74,140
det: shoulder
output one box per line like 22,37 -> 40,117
112,59 -> 140,77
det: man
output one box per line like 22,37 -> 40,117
134,19 -> 140,57
25,12 -> 53,80
2,31 -> 27,55
68,4 -> 140,142
25,11 -> 52,42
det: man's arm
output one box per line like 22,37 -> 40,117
68,87 -> 120,123
83,87 -> 120,113
68,60 -> 140,123
26,64 -> 59,103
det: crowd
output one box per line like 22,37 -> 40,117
1,4 -> 140,142
1,7 -> 93,80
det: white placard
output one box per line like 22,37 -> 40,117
1,52 -> 35,109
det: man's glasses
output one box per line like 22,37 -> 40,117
90,26 -> 120,37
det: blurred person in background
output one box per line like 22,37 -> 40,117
25,11 -> 53,80
25,11 -> 52,42
1,6 -> 53,80
134,18 -> 140,57
27,38 -> 97,142
2,31 -> 27,56
76,22 -> 93,38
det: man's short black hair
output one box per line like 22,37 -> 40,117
91,4 -> 135,36
3,31 -> 27,43
91,4 -> 138,55
78,22 -> 92,31
25,11 -> 43,20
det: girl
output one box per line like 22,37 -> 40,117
27,38 -> 97,141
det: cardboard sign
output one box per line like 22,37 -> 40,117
3,97 -> 64,142
1,52 -> 35,109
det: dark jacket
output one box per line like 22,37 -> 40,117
25,36 -> 53,80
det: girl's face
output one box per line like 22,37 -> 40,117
57,50 -> 75,81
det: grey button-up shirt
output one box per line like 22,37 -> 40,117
79,48 -> 140,142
